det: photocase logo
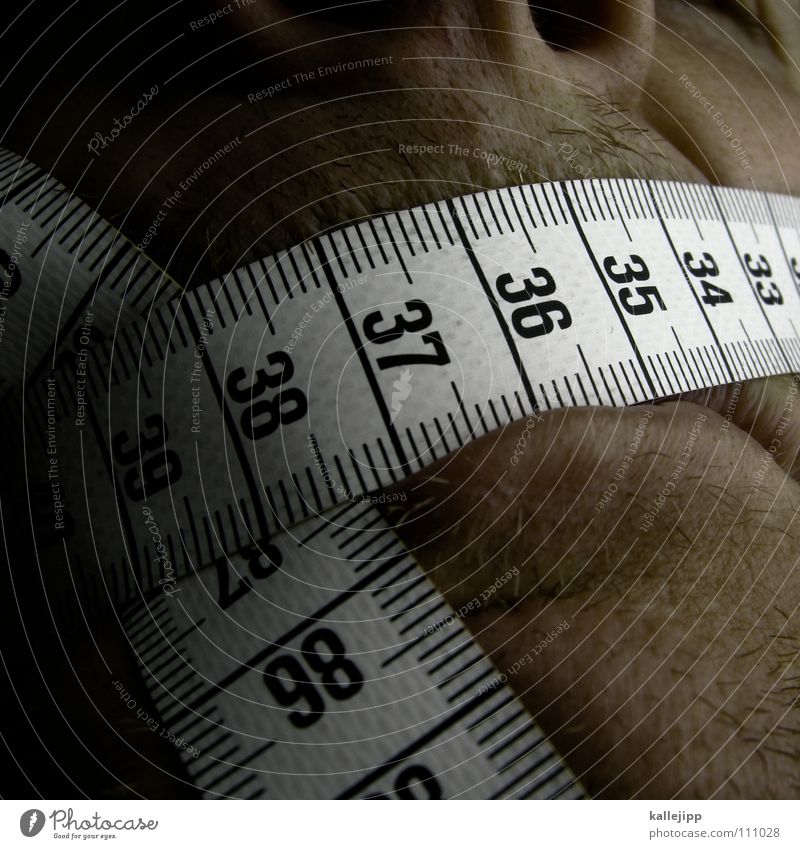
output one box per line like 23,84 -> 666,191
19,809 -> 46,837
390,368 -> 413,422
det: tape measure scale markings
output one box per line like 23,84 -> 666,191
6,147 -> 800,798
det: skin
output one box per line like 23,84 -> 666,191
4,0 -> 800,797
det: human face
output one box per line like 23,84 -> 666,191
5,0 -> 800,798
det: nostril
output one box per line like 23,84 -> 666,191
280,0 -> 400,26
529,1 -> 618,52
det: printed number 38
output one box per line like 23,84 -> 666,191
226,351 -> 307,440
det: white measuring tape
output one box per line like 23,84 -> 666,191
6,145 -> 800,799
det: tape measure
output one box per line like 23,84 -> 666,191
5,145 -> 800,799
